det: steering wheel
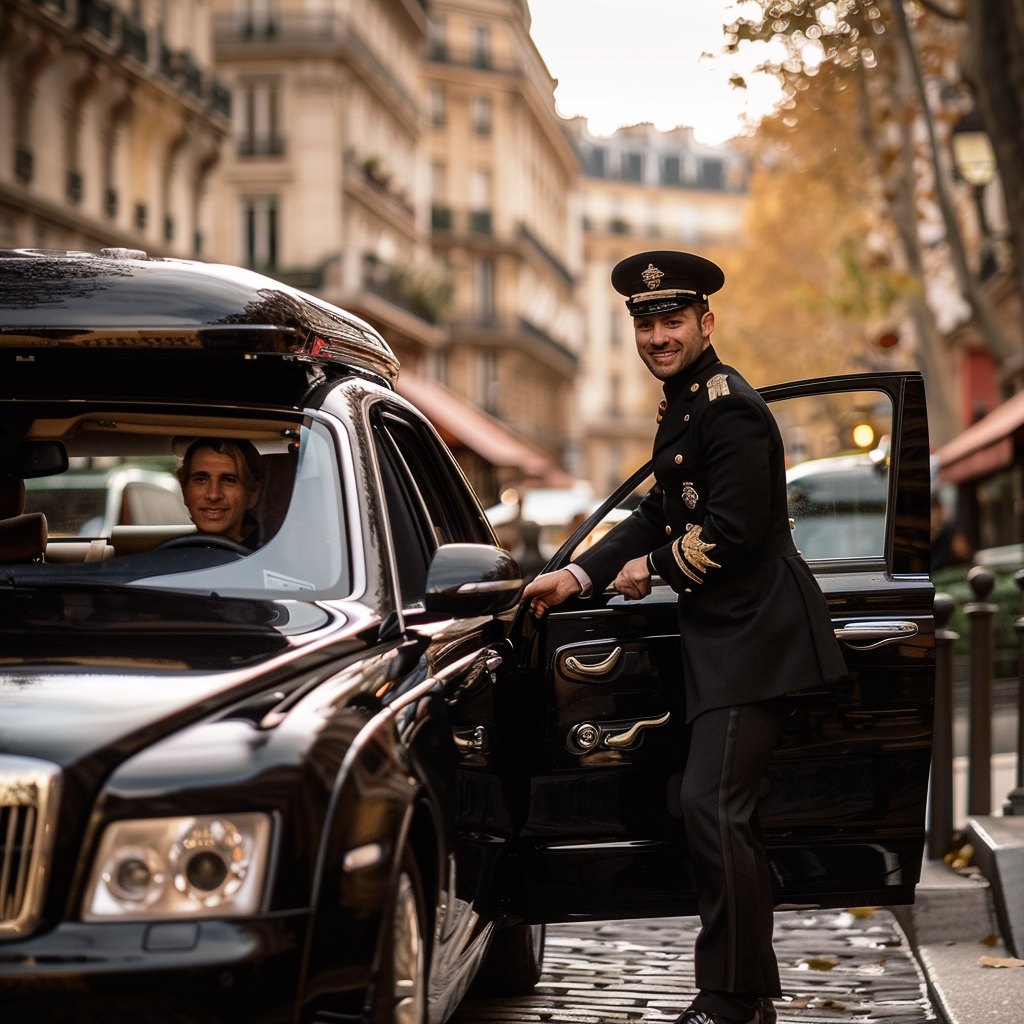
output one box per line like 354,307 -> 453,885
157,534 -> 252,556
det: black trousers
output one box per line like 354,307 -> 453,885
678,702 -> 787,1018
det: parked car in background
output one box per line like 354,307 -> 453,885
0,250 -> 934,1024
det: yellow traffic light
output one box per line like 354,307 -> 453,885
853,423 -> 874,449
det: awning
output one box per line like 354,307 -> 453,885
936,390 -> 1024,484
396,372 -> 572,486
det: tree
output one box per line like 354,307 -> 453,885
724,0 -> 1018,440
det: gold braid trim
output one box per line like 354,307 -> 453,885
671,523 -> 721,585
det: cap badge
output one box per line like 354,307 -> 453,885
642,264 -> 665,290
707,373 -> 730,401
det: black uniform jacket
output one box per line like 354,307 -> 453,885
575,344 -> 847,722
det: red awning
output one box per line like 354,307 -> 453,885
936,390 -> 1024,484
395,372 -> 573,486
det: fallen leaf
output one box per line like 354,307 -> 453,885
811,998 -> 847,1010
979,934 -> 1000,947
786,996 -> 811,1008
979,956 -> 1024,968
844,906 -> 878,918
799,956 -> 839,971
944,941 -> 956,946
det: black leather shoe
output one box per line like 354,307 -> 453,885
674,1007 -> 761,1024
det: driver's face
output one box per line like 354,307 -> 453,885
182,448 -> 257,542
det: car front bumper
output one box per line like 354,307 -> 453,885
0,913 -> 309,1024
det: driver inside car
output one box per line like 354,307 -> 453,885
177,437 -> 264,550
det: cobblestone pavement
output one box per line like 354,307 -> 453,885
453,909 -> 935,1024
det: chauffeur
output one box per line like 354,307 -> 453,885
522,251 -> 847,1024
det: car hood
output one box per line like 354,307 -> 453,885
0,585 -> 374,768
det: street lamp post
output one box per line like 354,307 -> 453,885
951,114 -> 999,280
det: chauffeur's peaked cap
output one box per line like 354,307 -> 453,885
611,250 -> 725,317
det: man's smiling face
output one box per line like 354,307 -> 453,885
633,306 -> 714,380
182,447 -> 258,541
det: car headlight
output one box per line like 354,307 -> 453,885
83,813 -> 273,921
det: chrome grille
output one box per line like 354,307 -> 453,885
0,756 -> 61,939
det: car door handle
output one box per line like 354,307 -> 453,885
563,647 -> 622,679
453,725 -> 488,752
571,711 -> 671,752
834,621 -> 918,650
604,711 -> 671,748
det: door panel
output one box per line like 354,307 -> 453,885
511,372 -> 933,923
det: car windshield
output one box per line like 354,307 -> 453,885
2,406 -> 350,600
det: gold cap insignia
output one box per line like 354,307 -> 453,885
641,264 -> 665,290
707,373 -> 730,401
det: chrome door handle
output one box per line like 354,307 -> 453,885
484,652 -> 502,673
834,621 -> 918,650
453,725 -> 488,752
604,711 -> 671,748
563,647 -> 622,679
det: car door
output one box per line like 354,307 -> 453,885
508,371 -> 933,924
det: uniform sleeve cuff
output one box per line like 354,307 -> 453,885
563,562 -> 593,598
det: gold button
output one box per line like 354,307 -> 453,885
690,383 -> 699,392
665,525 -> 672,536
685,588 -> 692,593
684,414 -> 690,422
674,454 -> 683,464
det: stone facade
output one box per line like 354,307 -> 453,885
209,0 -> 443,365
0,0 -> 229,256
564,117 -> 749,493
424,0 -> 582,481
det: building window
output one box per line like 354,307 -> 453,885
471,25 -> 490,68
473,258 -> 495,320
472,96 -> 491,135
699,158 -> 724,190
661,155 -> 681,186
469,169 -> 492,234
609,308 -> 621,348
236,0 -> 278,37
587,147 -> 606,178
622,152 -> 643,182
431,162 -> 446,202
480,350 -> 498,414
432,348 -> 449,386
237,78 -> 284,156
608,374 -> 621,417
244,195 -> 278,270
427,15 -> 446,59
646,203 -> 660,237
428,87 -> 445,127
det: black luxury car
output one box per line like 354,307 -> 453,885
0,250 -> 934,1024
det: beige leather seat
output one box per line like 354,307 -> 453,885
0,477 -> 47,563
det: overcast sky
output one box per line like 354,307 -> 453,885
528,0 -> 786,144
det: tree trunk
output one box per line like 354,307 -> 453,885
962,0 -> 1024,355
888,0 -> 1017,367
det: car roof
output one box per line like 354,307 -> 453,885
0,249 -> 399,396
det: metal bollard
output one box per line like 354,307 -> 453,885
1005,570 -> 1024,815
965,566 -> 997,816
929,592 -> 958,858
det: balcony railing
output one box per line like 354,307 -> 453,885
469,210 -> 492,235
120,17 -> 147,63
237,137 -> 286,158
213,12 -> 344,44
426,44 -> 521,75
77,0 -> 114,39
431,205 -> 453,230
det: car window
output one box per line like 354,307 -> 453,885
772,389 -> 892,561
378,407 -> 495,546
370,404 -> 495,611
1,407 -> 351,599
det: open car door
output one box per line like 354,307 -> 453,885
508,371 -> 933,923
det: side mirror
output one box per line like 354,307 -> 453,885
424,543 -> 523,617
